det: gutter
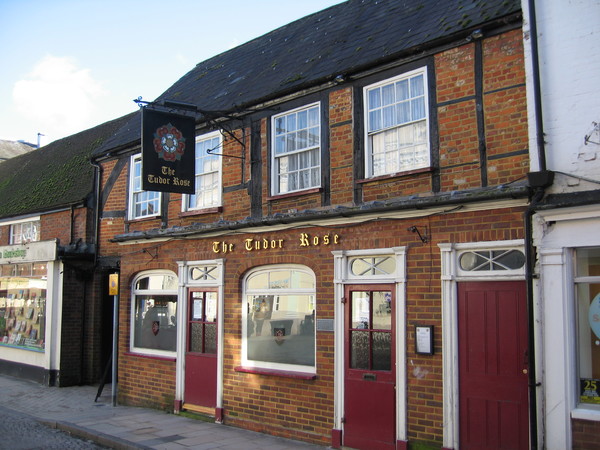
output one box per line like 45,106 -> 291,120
110,183 -> 530,243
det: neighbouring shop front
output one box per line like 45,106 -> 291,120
115,202 -> 531,449
0,240 -> 60,384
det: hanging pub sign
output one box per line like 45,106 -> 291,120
141,107 -> 195,194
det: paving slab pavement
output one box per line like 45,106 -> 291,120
0,375 -> 326,449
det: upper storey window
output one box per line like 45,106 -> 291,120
271,103 -> 321,195
10,220 -> 40,244
365,67 -> 429,177
129,154 -> 161,220
183,132 -> 222,211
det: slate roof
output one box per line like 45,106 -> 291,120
0,114 -> 133,221
94,0 -> 521,157
0,140 -> 36,162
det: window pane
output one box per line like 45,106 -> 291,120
411,97 -> 425,120
297,110 -> 307,129
372,332 -> 391,370
369,110 -> 382,132
275,116 -> 286,134
577,283 -> 600,404
351,331 -> 370,369
133,294 -> 177,352
397,101 -> 411,124
351,292 -> 370,329
383,105 -> 395,128
287,114 -> 297,132
368,88 -> 381,109
382,83 -> 395,106
246,294 -> 315,366
411,74 -> 424,97
396,79 -> 409,100
372,292 -> 392,330
308,107 -> 319,126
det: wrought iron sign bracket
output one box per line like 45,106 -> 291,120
134,97 -> 248,161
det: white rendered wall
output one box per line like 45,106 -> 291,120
523,0 -> 600,191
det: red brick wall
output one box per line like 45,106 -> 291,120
572,418 -> 600,450
114,204 -> 525,445
329,87 -> 354,206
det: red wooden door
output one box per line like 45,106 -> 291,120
458,281 -> 529,450
184,289 -> 218,409
344,285 -> 395,450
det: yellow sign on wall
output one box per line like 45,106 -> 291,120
109,273 -> 119,296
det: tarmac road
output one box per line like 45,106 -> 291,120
0,404 -> 108,449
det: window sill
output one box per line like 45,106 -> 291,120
357,166 -> 432,184
125,215 -> 161,224
179,206 -> 223,218
572,407 -> 600,422
234,366 -> 317,380
268,187 -> 322,201
124,351 -> 176,362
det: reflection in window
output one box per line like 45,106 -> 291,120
575,248 -> 600,406
243,266 -> 316,372
131,272 -> 178,355
10,220 -> 40,244
350,256 -> 396,277
459,249 -> 525,272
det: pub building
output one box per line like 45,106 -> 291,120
92,1 -> 534,448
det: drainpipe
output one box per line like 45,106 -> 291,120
524,0 -> 553,448
91,160 -> 102,267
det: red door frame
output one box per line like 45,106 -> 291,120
343,284 -> 396,450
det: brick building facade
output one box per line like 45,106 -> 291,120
93,1 -> 534,448
0,116 -> 129,386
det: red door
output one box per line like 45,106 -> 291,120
344,285 -> 395,450
184,289 -> 218,410
458,281 -> 529,450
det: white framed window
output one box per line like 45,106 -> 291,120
242,265 -> 316,373
183,132 -> 222,211
130,270 -> 178,357
271,103 -> 321,195
364,67 -> 430,177
10,220 -> 41,244
575,247 -> 600,409
129,154 -> 161,220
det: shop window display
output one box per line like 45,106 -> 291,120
0,263 -> 46,351
242,266 -> 316,372
576,248 -> 600,406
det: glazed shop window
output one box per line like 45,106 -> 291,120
364,67 -> 429,177
576,248 -> 600,407
0,263 -> 47,352
129,154 -> 161,220
271,103 -> 321,195
131,271 -> 178,356
10,220 -> 40,244
242,266 -> 316,373
183,132 -> 222,211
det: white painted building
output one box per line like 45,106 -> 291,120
523,1 -> 600,448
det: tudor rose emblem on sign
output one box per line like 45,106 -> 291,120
141,107 -> 195,194
153,123 -> 186,162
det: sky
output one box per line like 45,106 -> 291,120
0,0 -> 344,146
